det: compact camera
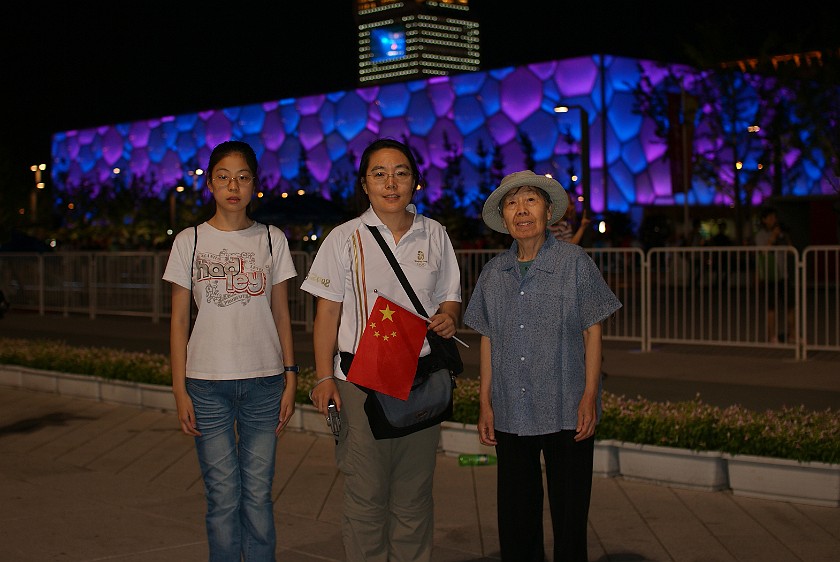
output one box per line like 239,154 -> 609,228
327,400 -> 341,438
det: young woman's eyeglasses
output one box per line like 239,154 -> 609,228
213,173 -> 254,187
366,170 -> 414,185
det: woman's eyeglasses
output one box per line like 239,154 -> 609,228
366,170 -> 414,185
213,173 -> 254,187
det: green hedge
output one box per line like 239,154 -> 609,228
599,393 -> 840,463
1,338 -> 837,464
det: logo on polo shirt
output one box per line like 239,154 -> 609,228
306,273 -> 330,288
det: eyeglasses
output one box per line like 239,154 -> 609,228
212,173 -> 254,187
366,170 -> 414,185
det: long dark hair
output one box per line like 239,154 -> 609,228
353,138 -> 422,214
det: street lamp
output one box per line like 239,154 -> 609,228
29,163 -> 46,223
188,168 -> 204,190
554,105 -> 590,216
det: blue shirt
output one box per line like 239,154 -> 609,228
463,235 -> 622,435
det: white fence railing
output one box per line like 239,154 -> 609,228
2,246 -> 838,359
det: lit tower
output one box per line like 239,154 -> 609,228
355,0 -> 480,85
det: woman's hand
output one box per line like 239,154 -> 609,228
428,312 -> 456,338
477,405 -> 497,446
310,378 -> 340,415
574,394 -> 597,441
174,390 -> 201,437
276,382 -> 297,435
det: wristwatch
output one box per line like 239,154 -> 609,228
284,365 -> 300,373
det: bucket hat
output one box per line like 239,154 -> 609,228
481,170 -> 569,234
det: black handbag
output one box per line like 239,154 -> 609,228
425,329 -> 464,376
348,225 -> 462,439
341,351 -> 453,439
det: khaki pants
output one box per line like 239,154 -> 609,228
335,378 -> 440,562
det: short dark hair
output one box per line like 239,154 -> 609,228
354,138 -> 422,212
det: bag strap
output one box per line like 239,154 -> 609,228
265,222 -> 273,256
366,224 -> 429,318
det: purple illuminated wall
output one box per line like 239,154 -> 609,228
50,54 -> 833,216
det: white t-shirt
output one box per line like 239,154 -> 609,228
300,205 -> 461,380
163,222 -> 297,380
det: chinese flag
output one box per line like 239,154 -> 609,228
347,296 -> 427,400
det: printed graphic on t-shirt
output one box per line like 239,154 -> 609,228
195,249 -> 267,307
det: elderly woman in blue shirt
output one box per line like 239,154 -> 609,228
464,170 -> 621,562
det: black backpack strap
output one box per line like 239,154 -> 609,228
190,225 -> 197,283
265,223 -> 273,256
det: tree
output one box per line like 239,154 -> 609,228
471,138 -> 494,218
517,132 -> 536,172
634,61 -> 823,244
778,51 -> 840,194
429,131 -> 469,244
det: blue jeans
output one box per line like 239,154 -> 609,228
188,375 -> 284,562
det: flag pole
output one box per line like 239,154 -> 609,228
374,289 -> 470,348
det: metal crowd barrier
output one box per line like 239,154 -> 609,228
1,246 -> 838,359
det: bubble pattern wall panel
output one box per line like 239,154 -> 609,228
51,55 -> 831,214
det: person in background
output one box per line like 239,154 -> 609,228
300,138 -> 461,562
754,206 -> 796,344
683,217 -> 705,247
464,170 -> 621,562
548,194 -> 590,245
163,140 -> 298,561
708,220 -> 733,247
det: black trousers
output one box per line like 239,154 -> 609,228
495,430 -> 594,562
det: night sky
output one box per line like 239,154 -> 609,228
3,0 -> 837,190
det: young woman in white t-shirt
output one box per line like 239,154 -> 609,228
163,140 -> 297,561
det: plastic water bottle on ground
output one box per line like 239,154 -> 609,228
458,454 -> 497,466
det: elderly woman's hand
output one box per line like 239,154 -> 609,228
574,395 -> 597,441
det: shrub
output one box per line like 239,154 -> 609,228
2,338 -> 837,464
598,392 -> 840,464
0,338 -> 171,385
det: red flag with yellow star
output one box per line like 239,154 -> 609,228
347,295 -> 427,400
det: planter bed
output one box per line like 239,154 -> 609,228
617,442 -> 729,491
725,453 -> 840,507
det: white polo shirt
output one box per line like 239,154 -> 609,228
300,205 -> 461,380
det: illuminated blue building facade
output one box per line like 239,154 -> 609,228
50,54 -> 834,223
